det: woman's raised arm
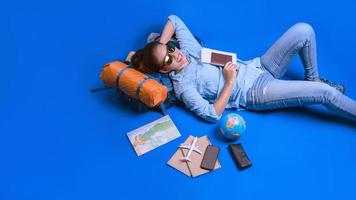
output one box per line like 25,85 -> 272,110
160,15 -> 202,56
159,19 -> 175,44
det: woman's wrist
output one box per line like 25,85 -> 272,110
224,81 -> 235,88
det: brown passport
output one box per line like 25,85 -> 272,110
167,135 -> 221,177
211,52 -> 233,66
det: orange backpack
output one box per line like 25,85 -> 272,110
100,61 -> 168,108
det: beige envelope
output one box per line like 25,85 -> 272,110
167,135 -> 221,177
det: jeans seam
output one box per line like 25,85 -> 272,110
249,96 -> 320,110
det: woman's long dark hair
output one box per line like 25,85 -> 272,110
131,41 -> 162,73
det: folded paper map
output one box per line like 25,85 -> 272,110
127,115 -> 181,156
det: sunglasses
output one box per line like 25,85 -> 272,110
161,43 -> 176,67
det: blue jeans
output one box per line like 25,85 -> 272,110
245,23 -> 356,122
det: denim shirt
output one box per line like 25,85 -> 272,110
168,15 -> 263,123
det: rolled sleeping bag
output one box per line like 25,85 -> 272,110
100,61 -> 167,108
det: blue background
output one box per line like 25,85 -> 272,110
2,0 -> 356,199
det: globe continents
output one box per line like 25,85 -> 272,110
219,113 -> 246,140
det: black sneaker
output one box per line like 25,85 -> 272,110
319,77 -> 346,94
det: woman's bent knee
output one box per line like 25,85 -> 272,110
291,22 -> 315,38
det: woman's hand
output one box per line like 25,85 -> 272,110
223,62 -> 238,85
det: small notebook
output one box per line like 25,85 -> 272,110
167,135 -> 221,177
201,48 -> 237,67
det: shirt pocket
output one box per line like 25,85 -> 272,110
196,64 -> 220,101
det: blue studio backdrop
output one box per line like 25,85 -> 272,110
2,0 -> 356,199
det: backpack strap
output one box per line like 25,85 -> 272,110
159,103 -> 167,115
136,76 -> 150,99
115,66 -> 130,91
90,85 -> 111,93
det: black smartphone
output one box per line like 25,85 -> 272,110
228,143 -> 252,170
200,145 -> 220,170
